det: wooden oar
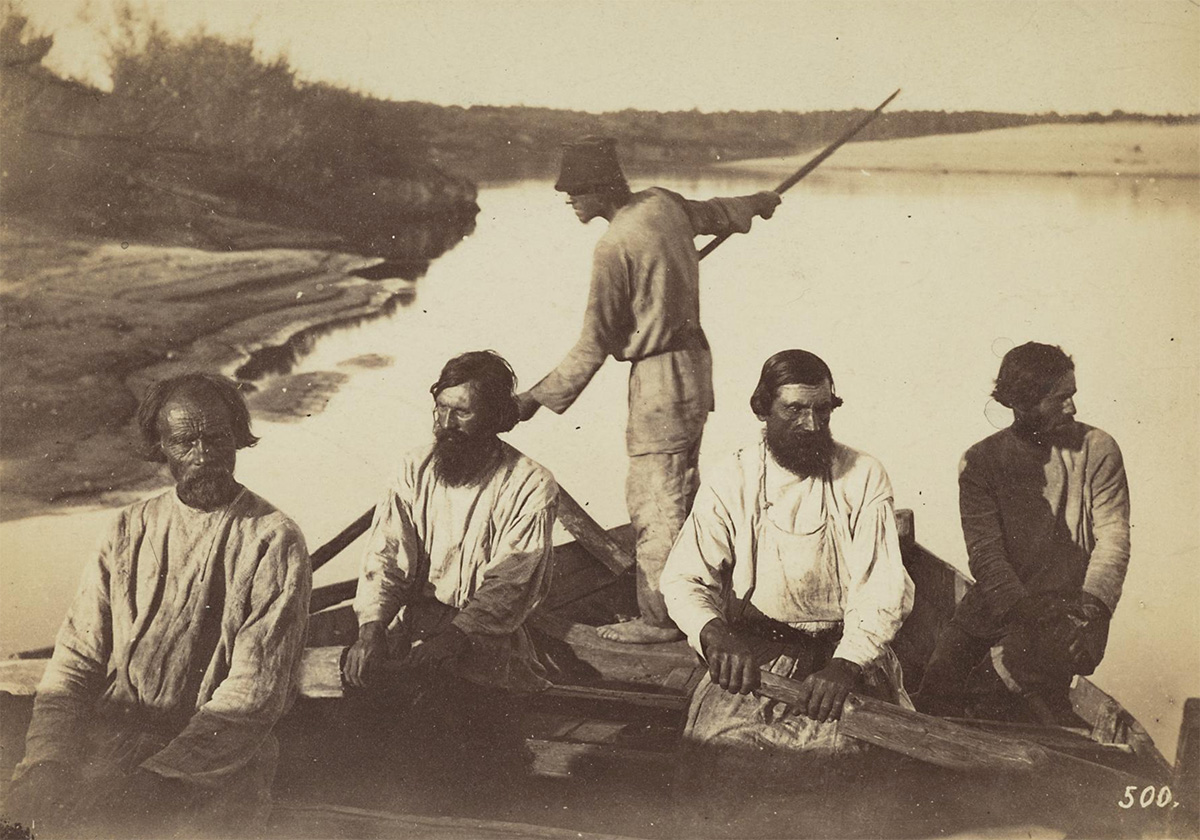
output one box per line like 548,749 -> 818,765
311,506 -> 374,572
554,487 -> 634,575
306,485 -> 632,611
755,670 -> 1143,782
697,88 -> 901,261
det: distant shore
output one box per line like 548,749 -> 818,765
4,120 -> 1198,521
718,122 -> 1200,179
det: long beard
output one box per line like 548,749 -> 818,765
765,424 -> 834,478
432,429 -> 500,487
176,467 -> 239,510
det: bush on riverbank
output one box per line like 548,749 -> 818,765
0,7 -> 477,254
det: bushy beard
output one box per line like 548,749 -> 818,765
765,424 -> 835,478
176,467 -> 239,510
432,429 -> 500,487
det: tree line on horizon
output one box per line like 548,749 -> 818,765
399,101 -> 1196,182
2,7 -> 1195,242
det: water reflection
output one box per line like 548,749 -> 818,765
2,170 -> 1196,765
235,213 -> 475,381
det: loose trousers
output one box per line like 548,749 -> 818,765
625,436 -> 703,628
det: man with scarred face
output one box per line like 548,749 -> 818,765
661,350 -> 913,774
344,351 -> 557,775
916,343 -> 1130,723
6,373 -> 311,838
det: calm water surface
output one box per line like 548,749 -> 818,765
3,170 -> 1197,760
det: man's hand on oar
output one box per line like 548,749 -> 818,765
775,658 -> 863,722
699,619 -> 760,695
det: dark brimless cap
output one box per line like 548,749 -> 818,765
554,136 -> 628,194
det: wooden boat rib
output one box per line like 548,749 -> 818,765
2,500 -> 1196,838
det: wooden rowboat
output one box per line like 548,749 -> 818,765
2,492 -> 1196,838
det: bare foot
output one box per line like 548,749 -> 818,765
596,617 -> 685,645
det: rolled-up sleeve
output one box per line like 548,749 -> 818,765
530,239 -> 631,413
661,484 -> 737,656
141,524 -> 311,787
833,475 -> 914,666
1082,435 -> 1131,613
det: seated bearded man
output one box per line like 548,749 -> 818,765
343,351 -> 558,785
661,350 -> 914,798
4,373 -> 311,839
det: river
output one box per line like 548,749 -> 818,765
2,170 -> 1197,761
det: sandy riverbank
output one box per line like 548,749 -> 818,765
718,121 -> 1199,179
0,220 -> 415,520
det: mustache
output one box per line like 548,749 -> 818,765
434,427 -> 470,444
177,467 -> 237,508
766,424 -> 834,476
432,428 -> 497,486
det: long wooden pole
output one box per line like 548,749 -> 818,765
696,88 -> 901,261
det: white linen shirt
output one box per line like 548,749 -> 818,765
353,441 -> 558,692
661,438 -> 914,667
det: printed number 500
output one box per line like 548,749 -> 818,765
1118,785 -> 1175,809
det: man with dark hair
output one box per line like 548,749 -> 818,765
6,373 -> 311,837
661,350 -> 913,770
516,136 -> 781,644
344,351 -> 557,772
916,342 -> 1130,722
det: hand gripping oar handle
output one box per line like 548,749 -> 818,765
754,670 -> 1043,773
697,88 -> 901,261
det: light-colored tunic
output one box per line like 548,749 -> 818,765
954,422 -> 1131,637
529,187 -> 766,456
662,437 -> 914,666
16,487 -> 311,813
354,441 -> 558,693
662,437 -> 914,759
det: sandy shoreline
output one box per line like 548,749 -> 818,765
718,121 -> 1199,179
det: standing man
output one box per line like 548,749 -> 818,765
344,351 -> 557,772
516,136 -> 781,644
5,373 -> 312,838
661,350 -> 913,765
916,343 -> 1130,722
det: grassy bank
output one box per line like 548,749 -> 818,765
718,122 -> 1200,179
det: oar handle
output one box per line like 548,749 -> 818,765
754,669 -> 1045,773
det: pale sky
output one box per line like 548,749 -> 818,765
21,0 -> 1200,114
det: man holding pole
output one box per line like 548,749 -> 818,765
516,136 -> 780,644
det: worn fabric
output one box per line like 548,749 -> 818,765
952,422 -> 1130,638
353,441 -> 557,693
626,437 -> 703,627
661,436 -> 914,668
529,186 -> 765,456
683,638 -> 909,771
15,487 -> 311,820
